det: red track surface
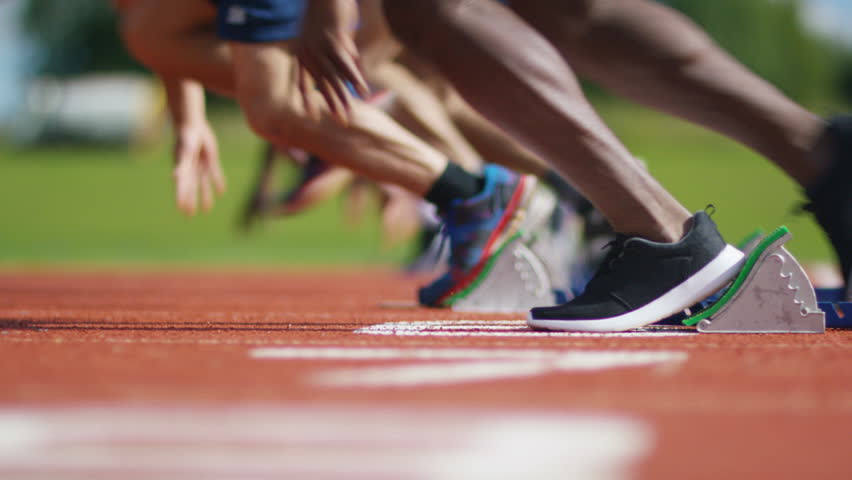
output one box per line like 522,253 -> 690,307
2,270 -> 852,479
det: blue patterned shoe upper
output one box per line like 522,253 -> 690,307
419,165 -> 523,306
441,165 -> 520,273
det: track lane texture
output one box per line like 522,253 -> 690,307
1,270 -> 851,479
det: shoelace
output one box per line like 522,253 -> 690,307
598,235 -> 631,272
580,236 -> 631,295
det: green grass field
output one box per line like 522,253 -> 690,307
0,101 -> 836,268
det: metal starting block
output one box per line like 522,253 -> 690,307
449,234 -> 561,313
525,202 -> 584,304
683,226 -> 825,333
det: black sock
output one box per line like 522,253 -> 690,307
425,163 -> 484,211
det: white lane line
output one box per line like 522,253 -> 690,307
356,320 -> 697,337
252,346 -> 685,362
314,361 -> 552,387
252,347 -> 687,387
1,335 -> 844,350
0,407 -> 653,480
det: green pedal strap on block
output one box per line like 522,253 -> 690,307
683,226 -> 825,333
448,232 -> 559,313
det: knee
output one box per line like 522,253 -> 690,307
382,0 -> 464,58
558,0 -> 599,20
560,0 -> 611,32
239,95 -> 310,147
512,0 -> 605,38
119,2 -> 190,72
119,3 -> 160,67
120,0 -> 215,71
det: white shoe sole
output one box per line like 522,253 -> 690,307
527,244 -> 745,332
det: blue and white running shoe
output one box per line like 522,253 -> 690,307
419,165 -> 557,307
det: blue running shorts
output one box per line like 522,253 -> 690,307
212,0 -> 508,44
214,0 -> 307,43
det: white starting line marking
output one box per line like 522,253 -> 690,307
0,406 -> 653,480
251,347 -> 687,387
355,320 -> 698,337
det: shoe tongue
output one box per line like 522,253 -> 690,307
598,234 -> 631,264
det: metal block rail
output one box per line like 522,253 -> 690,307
816,288 -> 852,328
683,226 -> 825,333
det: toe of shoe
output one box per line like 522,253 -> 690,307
418,272 -> 455,307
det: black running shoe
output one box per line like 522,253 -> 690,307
527,211 -> 744,332
804,115 -> 852,300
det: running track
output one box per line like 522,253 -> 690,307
1,270 -> 851,479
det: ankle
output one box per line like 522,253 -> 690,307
650,218 -> 690,244
611,214 -> 689,244
424,163 -> 485,211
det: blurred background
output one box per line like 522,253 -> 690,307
0,0 -> 850,268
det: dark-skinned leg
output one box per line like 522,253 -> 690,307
383,0 -> 745,330
510,0 -> 852,297
509,0 -> 829,187
384,0 -> 691,243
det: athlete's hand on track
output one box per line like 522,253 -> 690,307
173,122 -> 226,215
296,0 -> 369,124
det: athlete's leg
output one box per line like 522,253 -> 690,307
357,0 -> 481,171
233,42 -> 565,308
370,61 -> 482,171
384,0 -> 691,243
123,0 -> 484,184
509,0 -> 829,187
125,0 -> 560,309
230,42 -> 448,195
239,142 -> 280,231
354,0 -> 402,73
394,51 -> 543,177
119,0 -> 234,96
382,0 -> 748,329
390,50 -> 595,212
510,0 -> 852,295
122,0 -> 449,195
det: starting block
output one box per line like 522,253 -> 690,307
447,184 -> 572,314
446,217 -> 846,329
448,233 -> 561,313
683,226 -> 825,333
